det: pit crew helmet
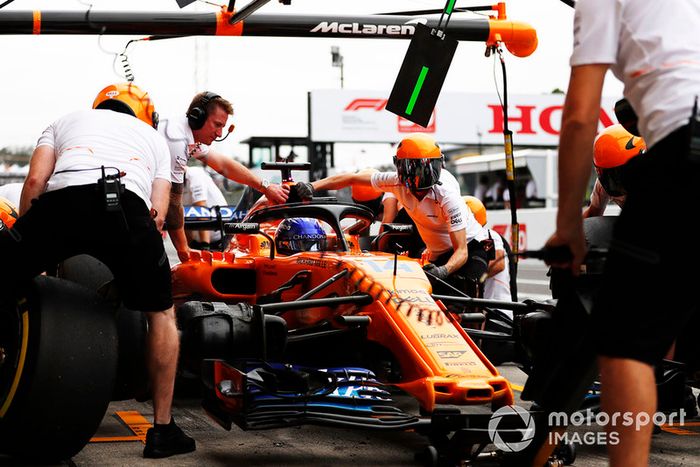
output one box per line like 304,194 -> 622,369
276,217 -> 327,256
593,124 -> 646,197
463,196 -> 487,227
92,82 -> 159,129
393,133 -> 444,193
0,196 -> 19,230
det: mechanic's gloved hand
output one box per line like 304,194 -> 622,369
294,182 -> 315,200
423,263 -> 449,280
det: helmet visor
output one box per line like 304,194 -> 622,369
277,233 -> 327,255
396,158 -> 442,191
596,165 -> 627,197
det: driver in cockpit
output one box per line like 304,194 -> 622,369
275,217 -> 328,255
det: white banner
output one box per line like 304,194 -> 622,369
310,90 -> 619,146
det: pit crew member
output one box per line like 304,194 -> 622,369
295,133 -> 490,297
582,124 -> 645,218
160,92 -> 289,262
464,196 -> 513,309
544,1 -> 700,465
184,165 -> 228,250
0,83 -> 195,459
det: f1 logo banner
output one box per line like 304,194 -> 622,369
386,23 -> 458,127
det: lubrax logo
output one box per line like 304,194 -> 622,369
311,22 -> 416,36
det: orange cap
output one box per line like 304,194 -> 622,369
463,196 -> 487,227
93,82 -> 158,129
594,124 -> 646,169
395,133 -> 442,160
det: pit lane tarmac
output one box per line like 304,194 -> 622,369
1,363 -> 698,467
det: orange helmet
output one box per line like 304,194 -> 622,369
351,168 -> 382,202
92,83 -> 159,129
463,196 -> 487,227
0,196 -> 19,230
593,124 -> 646,196
393,133 -> 444,192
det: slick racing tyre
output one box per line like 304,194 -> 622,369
0,276 -> 118,461
58,254 -> 148,401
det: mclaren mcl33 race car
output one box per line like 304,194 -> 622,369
5,163 -> 682,466
166,163 -> 582,466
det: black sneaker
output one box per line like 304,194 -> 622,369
143,418 -> 196,459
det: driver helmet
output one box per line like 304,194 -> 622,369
393,133 -> 444,193
276,217 -> 327,255
0,196 -> 19,230
463,195 -> 487,227
92,82 -> 159,129
593,124 -> 646,197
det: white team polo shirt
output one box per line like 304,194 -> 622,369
371,169 -> 486,259
184,166 -> 227,206
0,183 -> 23,209
36,109 -> 171,208
570,0 -> 700,148
484,230 -> 512,317
158,115 -> 211,184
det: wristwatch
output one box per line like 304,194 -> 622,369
260,179 -> 270,191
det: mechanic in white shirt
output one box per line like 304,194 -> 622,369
183,165 -> 228,249
1,83 -> 195,458
0,183 -> 22,210
544,1 -> 700,464
464,196 -> 512,310
159,92 -> 289,262
582,124 -> 645,218
295,133 -> 490,297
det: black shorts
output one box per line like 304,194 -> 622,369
592,124 -> 700,365
0,184 -> 172,312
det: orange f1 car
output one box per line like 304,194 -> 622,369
174,172 -> 513,415
168,163 -> 580,466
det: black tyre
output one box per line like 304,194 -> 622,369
58,254 -> 148,401
0,276 -> 118,461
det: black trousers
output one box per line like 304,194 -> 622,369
0,185 -> 172,312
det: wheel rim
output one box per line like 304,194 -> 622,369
0,301 -> 28,418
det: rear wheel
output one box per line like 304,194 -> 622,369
0,276 -> 118,461
58,254 -> 148,401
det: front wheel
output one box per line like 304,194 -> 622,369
0,276 -> 118,461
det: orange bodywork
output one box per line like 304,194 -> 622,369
172,226 -> 513,412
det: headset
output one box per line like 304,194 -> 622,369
187,91 -> 221,130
